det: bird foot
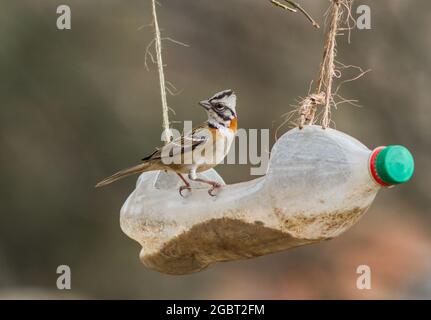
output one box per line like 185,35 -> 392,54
208,183 -> 222,197
179,185 -> 192,197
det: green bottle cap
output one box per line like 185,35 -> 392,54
375,145 -> 414,185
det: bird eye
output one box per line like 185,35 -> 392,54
214,103 -> 225,110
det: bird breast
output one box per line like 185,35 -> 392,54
193,127 -> 235,169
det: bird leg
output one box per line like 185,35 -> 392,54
177,173 -> 191,197
188,170 -> 221,197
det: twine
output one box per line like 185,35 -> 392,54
318,0 -> 341,128
298,0 -> 351,129
151,0 -> 172,143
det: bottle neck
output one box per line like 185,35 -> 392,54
369,147 -> 389,187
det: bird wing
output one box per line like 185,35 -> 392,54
141,123 -> 210,161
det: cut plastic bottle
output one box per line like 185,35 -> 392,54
120,125 -> 414,274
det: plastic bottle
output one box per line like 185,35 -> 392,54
120,125 -> 414,274
265,125 -> 414,238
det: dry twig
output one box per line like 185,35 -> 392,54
270,0 -> 320,28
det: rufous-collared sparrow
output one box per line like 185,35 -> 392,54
95,89 -> 238,196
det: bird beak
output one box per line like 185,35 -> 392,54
199,100 -> 212,110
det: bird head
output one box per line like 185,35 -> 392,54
199,89 -> 237,125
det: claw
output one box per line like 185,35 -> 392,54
208,183 -> 221,197
179,185 -> 192,197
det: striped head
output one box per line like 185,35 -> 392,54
199,89 -> 237,128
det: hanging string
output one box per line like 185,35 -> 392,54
151,0 -> 172,143
317,0 -> 341,128
275,0 -> 367,136
297,0 -> 351,129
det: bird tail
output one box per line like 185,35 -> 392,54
95,162 -> 153,188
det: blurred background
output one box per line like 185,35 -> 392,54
1,0 -> 430,299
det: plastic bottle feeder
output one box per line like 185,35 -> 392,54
120,125 -> 414,275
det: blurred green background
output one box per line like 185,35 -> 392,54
1,0 -> 430,299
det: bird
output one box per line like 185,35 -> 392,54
95,89 -> 238,197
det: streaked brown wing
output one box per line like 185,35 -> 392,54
141,122 -> 209,161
